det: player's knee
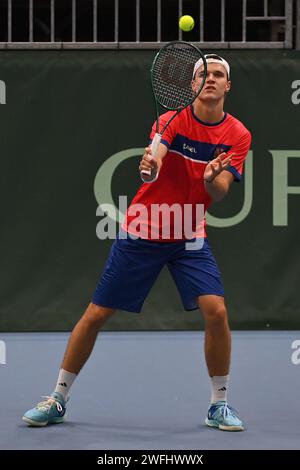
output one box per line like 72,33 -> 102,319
84,303 -> 115,329
204,305 -> 228,324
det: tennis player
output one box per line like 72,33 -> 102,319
23,54 -> 251,431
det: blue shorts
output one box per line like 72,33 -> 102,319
92,233 -> 224,313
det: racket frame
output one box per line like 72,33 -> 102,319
142,41 -> 207,180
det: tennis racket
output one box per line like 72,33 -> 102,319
141,40 -> 207,181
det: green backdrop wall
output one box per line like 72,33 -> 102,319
0,50 -> 299,331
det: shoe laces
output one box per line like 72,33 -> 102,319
210,401 -> 239,420
36,396 -> 63,413
219,402 -> 239,419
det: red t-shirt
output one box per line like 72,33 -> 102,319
122,105 -> 251,241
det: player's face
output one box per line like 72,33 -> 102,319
193,63 -> 231,101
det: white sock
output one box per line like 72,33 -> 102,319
210,375 -> 229,403
54,369 -> 77,402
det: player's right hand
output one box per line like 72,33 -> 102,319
139,147 -> 159,176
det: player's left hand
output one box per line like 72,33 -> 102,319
203,152 -> 235,183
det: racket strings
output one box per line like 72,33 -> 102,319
152,43 -> 205,110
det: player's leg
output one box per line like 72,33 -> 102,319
197,294 -> 230,378
23,233 -> 167,427
197,297 -> 243,431
22,303 -> 115,427
168,239 -> 244,431
61,302 -> 115,374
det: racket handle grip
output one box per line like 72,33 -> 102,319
141,133 -> 161,181
150,132 -> 162,157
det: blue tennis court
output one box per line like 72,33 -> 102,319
1,331 -> 299,450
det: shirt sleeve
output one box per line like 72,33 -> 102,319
225,130 -> 252,182
149,112 -> 178,148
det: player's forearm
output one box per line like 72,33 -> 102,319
204,176 -> 231,201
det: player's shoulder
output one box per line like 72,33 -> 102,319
226,113 -> 251,139
159,110 -> 177,124
151,110 -> 178,134
156,110 -> 180,134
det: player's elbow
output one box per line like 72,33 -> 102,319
211,183 -> 231,202
212,192 -> 227,202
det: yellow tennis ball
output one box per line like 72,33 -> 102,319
179,15 -> 195,32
